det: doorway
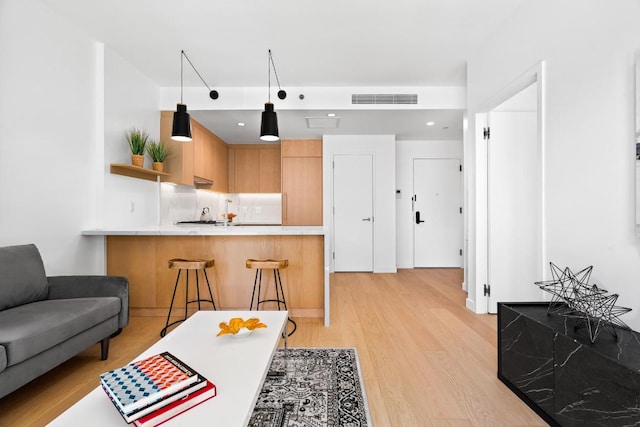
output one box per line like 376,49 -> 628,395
477,70 -> 545,314
333,154 -> 374,272
413,158 -> 463,268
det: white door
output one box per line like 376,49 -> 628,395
333,154 -> 374,272
487,110 -> 542,312
413,158 -> 462,268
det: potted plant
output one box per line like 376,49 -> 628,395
146,140 -> 170,172
126,128 -> 149,167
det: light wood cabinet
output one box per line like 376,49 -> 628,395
281,138 -> 323,157
281,139 -> 323,225
192,121 -> 208,182
211,135 -> 229,193
259,147 -> 282,193
107,235 -> 324,318
228,144 -> 281,193
160,111 -> 228,192
160,111 -> 194,186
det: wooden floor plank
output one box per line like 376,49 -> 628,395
0,269 -> 545,426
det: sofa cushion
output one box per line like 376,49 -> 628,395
0,244 -> 48,310
0,297 -> 120,367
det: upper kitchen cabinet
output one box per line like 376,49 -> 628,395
159,111 -> 228,192
281,138 -> 323,158
281,139 -> 323,225
228,145 -> 281,193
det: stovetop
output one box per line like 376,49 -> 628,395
176,220 -> 222,225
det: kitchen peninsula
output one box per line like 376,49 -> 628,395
82,225 -> 330,326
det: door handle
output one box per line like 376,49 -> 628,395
362,217 -> 371,222
416,211 -> 425,224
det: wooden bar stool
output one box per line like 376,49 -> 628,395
246,259 -> 297,337
160,258 -> 217,337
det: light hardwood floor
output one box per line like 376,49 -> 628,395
0,269 -> 545,426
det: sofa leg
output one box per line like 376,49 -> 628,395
100,337 -> 110,360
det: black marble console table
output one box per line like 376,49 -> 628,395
498,302 -> 640,427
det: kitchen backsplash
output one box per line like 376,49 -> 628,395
160,184 -> 282,225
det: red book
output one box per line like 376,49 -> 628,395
100,352 -> 199,414
133,380 -> 217,427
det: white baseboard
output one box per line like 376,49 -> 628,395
465,298 -> 475,312
374,266 -> 398,273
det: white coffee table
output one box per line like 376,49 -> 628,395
49,310 -> 288,427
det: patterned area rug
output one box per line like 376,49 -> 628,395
249,348 -> 371,427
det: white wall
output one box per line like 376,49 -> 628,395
102,47 -> 161,228
0,0 -> 167,275
395,140 -> 463,268
466,0 -> 640,330
323,135 -> 396,273
0,0 -> 104,274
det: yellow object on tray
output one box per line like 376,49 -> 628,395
217,317 -> 267,336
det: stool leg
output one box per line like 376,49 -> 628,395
203,269 -> 217,310
275,268 -> 297,337
184,270 -> 189,321
250,269 -> 260,310
195,269 -> 202,311
273,268 -> 287,310
256,269 -> 263,310
161,269 -> 182,337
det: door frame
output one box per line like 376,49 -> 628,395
332,153 -> 375,272
329,152 -> 376,272
474,61 -> 546,314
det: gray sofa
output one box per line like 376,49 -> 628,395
0,244 -> 129,399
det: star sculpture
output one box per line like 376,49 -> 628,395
534,262 -> 631,343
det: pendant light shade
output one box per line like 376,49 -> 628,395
260,102 -> 279,142
172,103 -> 192,142
260,50 -> 286,142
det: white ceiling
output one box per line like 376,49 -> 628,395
40,0 -> 524,143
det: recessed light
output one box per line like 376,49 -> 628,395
426,121 -> 435,126
237,122 -> 245,127
327,113 -> 336,117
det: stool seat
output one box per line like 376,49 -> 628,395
169,259 -> 215,269
161,257 -> 217,337
246,259 -> 288,269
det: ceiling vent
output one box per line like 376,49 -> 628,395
305,117 -> 340,129
351,94 -> 418,105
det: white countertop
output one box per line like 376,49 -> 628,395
81,225 -> 327,236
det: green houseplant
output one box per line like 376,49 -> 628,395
146,140 -> 170,172
126,128 -> 149,167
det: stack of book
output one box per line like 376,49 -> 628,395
100,351 -> 216,426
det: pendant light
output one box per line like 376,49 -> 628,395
171,50 -> 219,142
260,49 -> 286,142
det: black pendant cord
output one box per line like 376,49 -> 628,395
180,50 -> 184,103
182,50 -> 213,93
267,49 -> 272,103
267,49 -> 286,100
179,49 -> 218,100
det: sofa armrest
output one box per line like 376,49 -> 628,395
47,276 -> 129,329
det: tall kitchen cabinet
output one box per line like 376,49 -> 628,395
281,139 -> 323,225
228,144 -> 281,193
159,111 -> 228,192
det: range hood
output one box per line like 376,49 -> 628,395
194,175 -> 213,186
